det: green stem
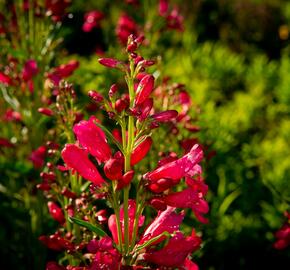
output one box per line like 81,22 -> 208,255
112,183 -> 123,253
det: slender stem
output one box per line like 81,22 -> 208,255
112,182 -> 123,253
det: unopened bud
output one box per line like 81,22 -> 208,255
38,107 -> 53,116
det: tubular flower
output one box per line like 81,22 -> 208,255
135,75 -> 155,105
143,231 -> 201,267
162,187 -> 209,223
108,200 -> 145,245
73,116 -> 111,164
104,157 -> 123,181
151,110 -> 178,122
138,207 -> 183,246
61,144 -> 105,186
144,144 -> 203,192
47,201 -> 65,224
22,59 -> 39,81
131,137 -> 152,166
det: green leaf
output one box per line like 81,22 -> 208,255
218,189 -> 241,216
68,216 -> 108,237
134,231 -> 171,252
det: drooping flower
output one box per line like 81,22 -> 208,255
151,109 -> 178,122
144,144 -> 203,192
73,116 -> 111,164
162,187 -> 209,223
61,144 -> 105,186
144,231 -> 201,267
138,207 -> 183,246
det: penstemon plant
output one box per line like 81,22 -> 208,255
40,34 -> 208,270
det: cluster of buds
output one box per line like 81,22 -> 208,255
40,35 -> 208,269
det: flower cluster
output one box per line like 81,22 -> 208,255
39,35 -> 208,269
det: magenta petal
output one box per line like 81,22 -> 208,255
73,116 -> 111,163
162,188 -> 209,223
139,207 -> 183,246
131,137 -> 152,166
61,144 -> 105,186
135,75 -> 155,105
144,232 -> 201,267
144,144 -> 203,181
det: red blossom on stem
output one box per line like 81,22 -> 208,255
73,116 -> 111,164
61,144 -> 105,186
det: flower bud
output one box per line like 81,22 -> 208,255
151,110 -> 178,122
109,84 -> 118,98
98,58 -> 121,68
88,90 -> 104,103
61,187 -> 77,199
117,170 -> 135,190
38,107 -> 54,116
104,158 -> 123,181
115,98 -> 129,113
47,201 -> 65,224
135,75 -> 155,105
131,137 -> 152,166
138,98 -> 153,121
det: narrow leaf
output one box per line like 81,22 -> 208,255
135,231 -> 171,252
68,216 -> 108,236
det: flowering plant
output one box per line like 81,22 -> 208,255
38,34 -> 208,269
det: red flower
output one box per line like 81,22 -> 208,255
135,75 -> 155,105
22,59 -> 38,81
144,231 -> 201,267
0,72 -> 12,85
39,233 -> 74,251
162,186 -> 209,223
73,116 -> 111,164
151,110 -> 178,122
144,144 -> 203,192
61,144 -> 105,186
108,200 -> 144,245
104,157 -> 123,181
131,137 -> 152,166
82,10 -> 104,32
98,58 -> 121,68
138,207 -> 183,246
47,201 -> 65,224
116,14 -> 138,45
29,145 -> 47,169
